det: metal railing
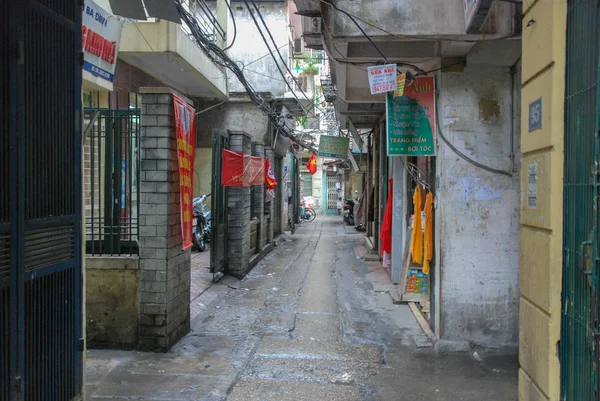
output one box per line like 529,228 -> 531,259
181,0 -> 226,45
83,92 -> 141,255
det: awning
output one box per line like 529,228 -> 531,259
108,0 -> 181,23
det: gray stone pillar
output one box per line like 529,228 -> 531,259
138,88 -> 191,351
227,131 -> 252,278
252,142 -> 266,251
265,147 -> 274,244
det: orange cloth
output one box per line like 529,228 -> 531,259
410,185 -> 423,264
423,192 -> 433,274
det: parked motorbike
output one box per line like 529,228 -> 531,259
343,198 -> 355,226
300,198 -> 316,222
192,194 -> 211,252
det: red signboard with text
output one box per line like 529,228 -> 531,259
173,95 -> 197,251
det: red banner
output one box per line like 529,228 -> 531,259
173,95 -> 196,251
221,149 -> 265,187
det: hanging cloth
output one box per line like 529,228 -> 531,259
423,192 -> 434,274
380,178 -> 393,260
410,185 -> 423,264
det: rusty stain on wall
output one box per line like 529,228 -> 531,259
479,98 -> 501,121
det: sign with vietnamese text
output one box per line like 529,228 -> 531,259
386,76 -> 436,156
82,0 -> 122,82
173,95 -> 197,251
367,64 -> 397,95
318,135 -> 350,158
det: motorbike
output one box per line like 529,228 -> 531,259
192,194 -> 211,252
343,198 -> 355,226
300,198 -> 316,222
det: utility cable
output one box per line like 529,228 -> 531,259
222,0 -> 237,51
244,0 -> 320,119
248,0 -> 323,115
434,94 -> 512,177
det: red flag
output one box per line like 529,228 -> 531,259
265,158 -> 277,189
306,154 -> 317,175
221,149 -> 245,187
249,156 -> 265,186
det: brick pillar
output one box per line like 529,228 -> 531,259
138,88 -> 191,351
265,147 -> 274,244
252,142 -> 266,251
227,131 -> 252,278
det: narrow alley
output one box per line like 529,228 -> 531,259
85,217 -> 517,401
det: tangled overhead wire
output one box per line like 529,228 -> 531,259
174,0 -> 319,153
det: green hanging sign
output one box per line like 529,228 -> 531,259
386,76 -> 436,156
318,135 -> 349,158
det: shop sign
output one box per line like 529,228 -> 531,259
386,76 -> 436,156
367,64 -> 397,95
318,135 -> 350,158
173,95 -> 197,251
82,0 -> 122,83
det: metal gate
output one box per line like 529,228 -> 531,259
83,93 -> 141,256
2,0 -> 83,400
326,171 -> 338,212
561,1 -> 600,399
211,130 -> 228,275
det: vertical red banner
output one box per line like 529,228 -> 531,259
173,95 -> 197,251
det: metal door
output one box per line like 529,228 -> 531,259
2,0 -> 83,400
326,171 -> 338,212
561,1 -> 600,399
211,130 -> 228,275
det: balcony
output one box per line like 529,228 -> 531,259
118,19 -> 227,99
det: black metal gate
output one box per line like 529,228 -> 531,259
561,1 -> 600,399
2,1 -> 83,400
211,130 -> 228,275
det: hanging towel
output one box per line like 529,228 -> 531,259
410,185 -> 423,264
380,178 -> 394,263
423,192 -> 434,274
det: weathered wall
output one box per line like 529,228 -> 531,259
518,1 -> 566,400
437,62 -> 521,348
196,100 -> 271,147
225,2 -> 289,96
86,257 -> 140,349
194,147 -> 212,197
330,0 -> 465,38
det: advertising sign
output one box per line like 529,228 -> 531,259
82,0 -> 122,83
173,95 -> 197,251
386,76 -> 436,156
367,64 -> 398,95
318,135 -> 350,158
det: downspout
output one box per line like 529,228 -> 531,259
509,60 -> 520,174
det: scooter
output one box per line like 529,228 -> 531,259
343,198 -> 355,226
192,194 -> 211,252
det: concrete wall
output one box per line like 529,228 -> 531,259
196,99 -> 272,147
518,1 -> 566,400
436,62 -> 521,348
330,0 -> 465,37
86,257 -> 140,349
225,1 -> 289,96
194,147 -> 212,197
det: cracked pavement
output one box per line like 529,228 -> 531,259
85,216 -> 518,400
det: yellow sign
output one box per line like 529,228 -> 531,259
395,73 -> 406,97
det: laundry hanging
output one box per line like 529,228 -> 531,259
380,178 -> 393,267
410,185 -> 423,264
423,191 -> 434,274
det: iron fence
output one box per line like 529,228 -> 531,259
83,91 -> 141,255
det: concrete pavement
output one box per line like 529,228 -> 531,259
85,216 -> 518,400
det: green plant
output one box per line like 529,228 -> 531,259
299,53 -> 319,75
296,116 -> 308,129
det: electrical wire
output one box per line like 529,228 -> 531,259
243,0 -> 320,119
222,0 -> 237,51
434,94 -> 512,177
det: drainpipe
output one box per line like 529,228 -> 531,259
509,60 -> 519,174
